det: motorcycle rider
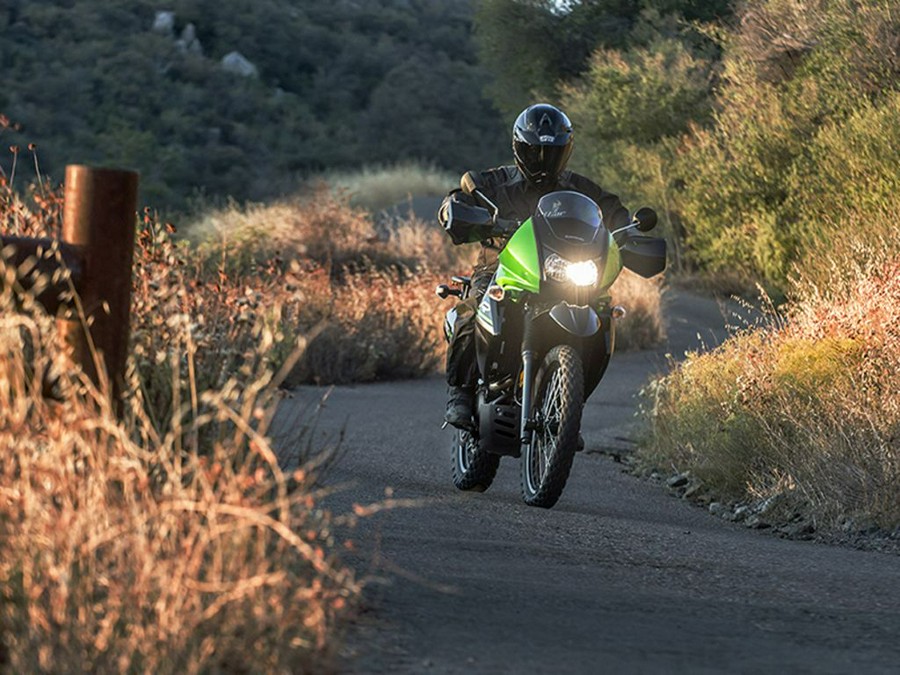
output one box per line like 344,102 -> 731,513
439,103 -> 632,430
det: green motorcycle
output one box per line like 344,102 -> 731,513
437,173 -> 666,508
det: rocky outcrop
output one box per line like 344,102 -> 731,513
152,11 -> 175,36
151,12 -> 257,77
221,51 -> 258,78
175,23 -> 203,56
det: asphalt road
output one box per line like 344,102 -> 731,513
274,290 -> 900,674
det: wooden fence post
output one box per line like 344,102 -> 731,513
57,165 -> 138,405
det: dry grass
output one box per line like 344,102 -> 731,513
641,215 -> 900,530
0,309 -> 358,673
180,190 -> 476,385
316,162 -> 456,212
287,265 -> 448,385
0,180 -> 359,671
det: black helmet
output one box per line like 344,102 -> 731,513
512,104 -> 574,186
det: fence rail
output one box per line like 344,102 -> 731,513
1,165 -> 138,410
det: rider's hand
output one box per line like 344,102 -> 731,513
492,218 -> 519,238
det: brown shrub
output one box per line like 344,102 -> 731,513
287,267 -> 448,385
184,188 -> 475,275
642,227 -> 900,529
0,274 -> 357,673
735,0 -> 826,83
0,175 -> 360,670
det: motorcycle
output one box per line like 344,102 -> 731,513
436,172 -> 666,508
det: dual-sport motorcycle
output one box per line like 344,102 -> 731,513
436,172 -> 666,508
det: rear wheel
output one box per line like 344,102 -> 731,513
452,429 -> 500,492
521,345 -> 584,508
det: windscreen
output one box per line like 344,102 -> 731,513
534,191 -> 602,245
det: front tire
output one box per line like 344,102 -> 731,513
521,345 -> 584,508
452,429 -> 500,492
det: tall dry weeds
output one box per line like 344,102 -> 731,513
641,212 -> 900,529
610,269 -> 665,351
0,276 -> 358,672
0,172 -> 361,670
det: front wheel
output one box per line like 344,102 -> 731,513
452,429 -> 500,492
521,345 -> 584,508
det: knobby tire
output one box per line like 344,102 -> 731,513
521,345 -> 584,508
452,428 -> 500,492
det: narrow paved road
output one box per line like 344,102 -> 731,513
274,291 -> 900,674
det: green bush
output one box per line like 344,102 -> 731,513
564,37 -> 713,150
1,0 -> 506,211
787,93 -> 900,251
675,0 -> 900,288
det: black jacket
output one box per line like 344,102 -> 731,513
439,165 -> 630,257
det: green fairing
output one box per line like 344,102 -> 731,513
598,233 -> 622,292
496,218 -> 541,293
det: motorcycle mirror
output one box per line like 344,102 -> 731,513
633,207 -> 658,232
460,171 -> 481,195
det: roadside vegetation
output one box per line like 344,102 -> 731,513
0,176 -> 360,671
638,0 -> 900,534
643,206 -> 900,532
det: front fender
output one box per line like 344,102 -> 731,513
548,302 -> 600,337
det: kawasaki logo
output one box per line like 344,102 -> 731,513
545,200 -> 566,218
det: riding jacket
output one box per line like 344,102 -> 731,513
438,165 -> 630,265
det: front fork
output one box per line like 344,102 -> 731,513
520,304 -> 537,444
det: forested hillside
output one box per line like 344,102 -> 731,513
0,0 -> 507,208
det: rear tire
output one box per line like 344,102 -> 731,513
521,345 -> 584,508
452,429 -> 500,492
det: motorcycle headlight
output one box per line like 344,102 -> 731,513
545,254 -> 598,287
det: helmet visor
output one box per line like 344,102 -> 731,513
515,141 -> 572,183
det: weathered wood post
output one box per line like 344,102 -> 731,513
57,165 -> 138,405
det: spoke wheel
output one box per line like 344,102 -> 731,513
452,428 -> 500,492
521,345 -> 584,508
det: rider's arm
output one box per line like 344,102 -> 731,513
439,168 -> 515,245
438,189 -> 484,245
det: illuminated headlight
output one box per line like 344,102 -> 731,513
545,254 -> 598,287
